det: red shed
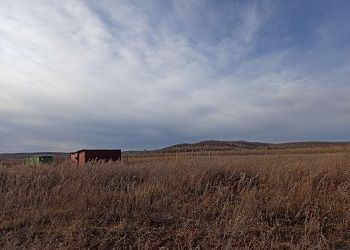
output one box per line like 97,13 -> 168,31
70,149 -> 121,167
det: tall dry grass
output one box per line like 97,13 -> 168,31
1,149 -> 350,249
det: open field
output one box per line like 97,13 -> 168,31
1,146 -> 350,249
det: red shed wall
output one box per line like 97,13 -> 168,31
85,150 -> 121,162
78,151 -> 86,167
70,150 -> 121,166
70,153 -> 78,162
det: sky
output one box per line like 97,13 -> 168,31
0,0 -> 350,152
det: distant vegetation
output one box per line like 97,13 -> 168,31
1,144 -> 350,248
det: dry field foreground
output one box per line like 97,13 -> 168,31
1,147 -> 350,249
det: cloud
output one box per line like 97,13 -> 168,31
0,0 -> 350,152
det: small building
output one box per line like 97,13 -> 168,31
70,149 -> 122,167
26,155 -> 53,166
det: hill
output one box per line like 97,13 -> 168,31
161,140 -> 270,152
159,140 -> 350,152
0,152 -> 69,161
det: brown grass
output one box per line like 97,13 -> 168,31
1,147 -> 350,249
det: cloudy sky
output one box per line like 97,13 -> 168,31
0,0 -> 350,152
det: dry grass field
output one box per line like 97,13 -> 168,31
1,146 -> 350,249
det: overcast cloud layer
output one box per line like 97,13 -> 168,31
1,0 -> 350,152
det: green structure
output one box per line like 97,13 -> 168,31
26,156 -> 53,166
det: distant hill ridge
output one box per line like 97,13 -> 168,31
160,140 -> 350,152
163,140 -> 269,151
0,152 -> 68,160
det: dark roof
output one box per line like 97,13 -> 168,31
70,149 -> 121,154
